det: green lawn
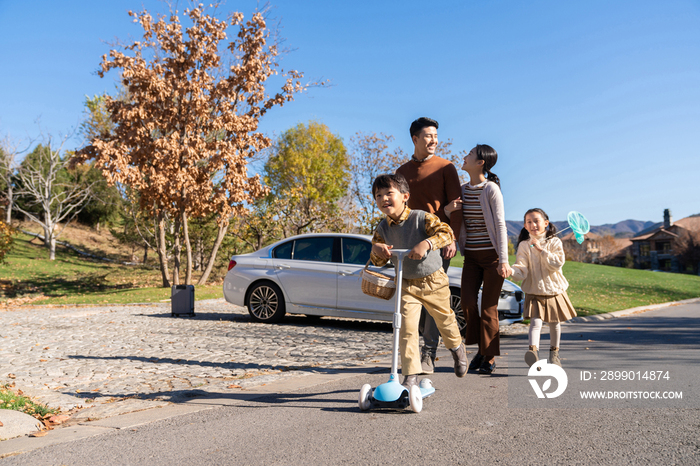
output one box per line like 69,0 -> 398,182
3,234 -> 700,314
450,253 -> 700,316
0,233 -> 224,306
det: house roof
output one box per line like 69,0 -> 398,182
631,215 -> 700,241
674,216 -> 700,232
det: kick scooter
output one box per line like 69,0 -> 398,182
358,249 -> 435,413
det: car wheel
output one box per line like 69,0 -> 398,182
246,282 -> 286,323
450,287 -> 466,336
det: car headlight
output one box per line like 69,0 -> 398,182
500,290 -> 524,302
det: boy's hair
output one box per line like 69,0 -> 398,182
371,173 -> 410,197
517,208 -> 558,245
409,117 -> 439,138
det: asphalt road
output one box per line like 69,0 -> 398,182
2,301 -> 699,465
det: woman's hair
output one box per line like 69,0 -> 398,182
517,208 -> 558,245
474,144 -> 500,188
371,173 -> 410,197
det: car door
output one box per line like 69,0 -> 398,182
270,236 -> 338,309
336,237 -> 392,316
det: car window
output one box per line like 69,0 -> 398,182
272,241 -> 293,259
292,237 -> 334,262
342,238 -> 371,265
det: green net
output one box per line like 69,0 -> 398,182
567,211 -> 590,244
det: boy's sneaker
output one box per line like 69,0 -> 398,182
401,375 -> 419,390
450,344 -> 468,377
420,348 -> 435,375
550,347 -> 562,367
524,345 -> 539,367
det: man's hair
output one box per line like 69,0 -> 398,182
371,173 -> 410,197
409,117 -> 439,138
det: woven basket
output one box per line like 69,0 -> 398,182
360,260 -> 396,300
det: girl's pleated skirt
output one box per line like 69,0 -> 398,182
524,291 -> 577,322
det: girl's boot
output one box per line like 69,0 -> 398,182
550,347 -> 562,367
524,345 -> 539,367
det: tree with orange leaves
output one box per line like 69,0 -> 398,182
73,4 -> 314,286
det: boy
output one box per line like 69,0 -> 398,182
370,173 -> 467,388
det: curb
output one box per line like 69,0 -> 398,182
568,297 -> 700,323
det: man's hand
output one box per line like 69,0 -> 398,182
372,243 -> 393,259
408,240 -> 430,260
442,241 -> 457,260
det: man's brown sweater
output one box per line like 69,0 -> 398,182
396,155 -> 462,240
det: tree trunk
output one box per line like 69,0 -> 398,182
197,221 -> 229,286
182,209 -> 193,285
143,242 -> 149,264
156,212 -> 171,287
172,215 -> 181,285
4,185 -> 12,224
49,236 -> 56,261
42,224 -> 52,250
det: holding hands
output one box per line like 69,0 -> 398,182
498,262 -> 512,279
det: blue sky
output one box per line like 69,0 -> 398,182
1,0 -> 699,225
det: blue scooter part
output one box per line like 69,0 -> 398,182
372,374 -> 406,403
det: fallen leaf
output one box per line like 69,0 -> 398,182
0,420 -> 3,427
7,373 -> 15,379
29,431 -> 48,437
228,384 -> 242,389
48,415 -> 70,425
40,359 -> 48,362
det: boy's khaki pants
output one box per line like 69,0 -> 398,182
400,269 -> 463,376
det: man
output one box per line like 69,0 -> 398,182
395,117 -> 462,374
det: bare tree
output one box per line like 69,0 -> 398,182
73,4 -> 315,287
676,229 -> 700,274
14,134 -> 94,260
0,135 -> 25,225
348,132 -> 406,233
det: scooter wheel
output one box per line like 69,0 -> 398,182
409,385 -> 423,413
420,378 -> 433,389
358,384 -> 372,411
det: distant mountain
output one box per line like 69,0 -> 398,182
591,220 -> 657,237
505,219 -> 655,240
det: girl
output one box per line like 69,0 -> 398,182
510,208 -> 577,367
445,144 -> 511,375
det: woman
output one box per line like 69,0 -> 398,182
445,144 -> 511,374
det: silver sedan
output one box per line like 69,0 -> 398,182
223,233 -> 524,333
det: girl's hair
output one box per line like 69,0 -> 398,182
517,208 -> 558,245
475,144 -> 500,188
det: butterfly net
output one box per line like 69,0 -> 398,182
567,211 -> 590,244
